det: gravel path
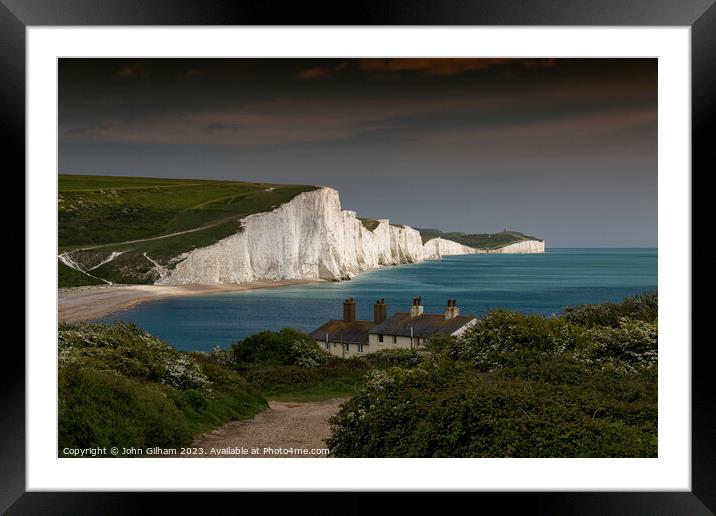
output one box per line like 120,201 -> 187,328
190,398 -> 346,458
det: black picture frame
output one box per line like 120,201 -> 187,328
5,1 -> 712,513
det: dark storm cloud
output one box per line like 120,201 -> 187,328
296,58 -> 557,79
58,58 -> 657,247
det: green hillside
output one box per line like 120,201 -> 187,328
417,228 -> 543,249
58,322 -> 267,455
58,174 -> 317,287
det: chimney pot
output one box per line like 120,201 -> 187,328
374,298 -> 388,324
343,298 -> 356,322
410,296 -> 424,318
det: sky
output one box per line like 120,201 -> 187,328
58,58 -> 657,247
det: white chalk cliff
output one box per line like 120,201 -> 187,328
487,240 -> 545,254
159,187 -> 541,285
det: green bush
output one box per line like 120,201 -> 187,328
562,291 -> 657,327
362,348 -> 426,368
446,310 -> 586,372
328,360 -> 657,458
576,317 -> 658,372
231,328 -> 330,368
59,322 -> 210,392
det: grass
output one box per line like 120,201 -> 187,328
262,379 -> 360,402
58,261 -> 106,287
359,218 -> 381,231
417,228 -> 543,248
58,174 -> 317,286
240,361 -> 370,402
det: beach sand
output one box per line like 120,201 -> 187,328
58,279 -> 323,323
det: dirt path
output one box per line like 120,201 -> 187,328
190,399 -> 346,458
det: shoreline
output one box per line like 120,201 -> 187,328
58,279 -> 324,323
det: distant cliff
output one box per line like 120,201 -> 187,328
163,187 -> 481,284
487,240 -> 545,254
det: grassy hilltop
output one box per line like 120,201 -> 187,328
417,228 -> 543,248
58,174 -> 317,286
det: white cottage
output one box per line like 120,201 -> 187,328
309,297 -> 475,358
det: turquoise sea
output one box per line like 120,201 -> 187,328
101,248 -> 657,351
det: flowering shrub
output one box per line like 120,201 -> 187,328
205,346 -> 234,368
59,321 -> 210,392
289,337 -> 332,368
576,317 -> 658,373
446,310 -> 586,372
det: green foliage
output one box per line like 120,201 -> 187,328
59,321 -> 211,391
229,328 -> 357,400
359,218 -> 381,231
58,322 -> 267,455
231,328 -> 330,368
362,348 -> 426,368
243,359 -> 369,401
417,228 -> 542,248
58,262 -> 106,288
446,310 -> 587,372
59,367 -> 191,454
327,296 -> 658,458
577,317 -> 658,372
562,291 -> 658,327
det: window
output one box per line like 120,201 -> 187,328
358,344 -> 364,353
378,334 -> 384,342
325,342 -> 330,350
345,343 -> 350,351
393,335 -> 397,344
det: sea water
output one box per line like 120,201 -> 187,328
101,248 -> 657,351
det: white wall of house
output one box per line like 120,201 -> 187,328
315,340 -> 370,359
368,333 -> 428,349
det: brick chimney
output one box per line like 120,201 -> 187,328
373,298 -> 387,324
445,299 -> 460,319
410,296 -> 424,318
343,298 -> 356,322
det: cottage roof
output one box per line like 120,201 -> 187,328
369,312 -> 475,338
308,319 -> 374,345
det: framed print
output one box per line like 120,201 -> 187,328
4,0 -> 713,513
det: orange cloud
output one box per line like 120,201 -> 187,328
113,61 -> 147,79
295,62 -> 348,80
296,67 -> 331,80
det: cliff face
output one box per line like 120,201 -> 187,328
487,240 -> 545,254
159,187 -> 542,285
423,237 -> 483,259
